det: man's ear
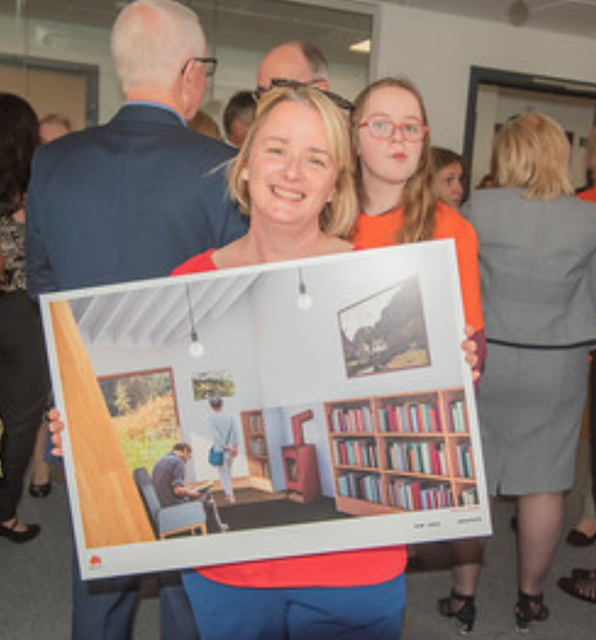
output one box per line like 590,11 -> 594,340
180,61 -> 205,122
240,167 -> 249,181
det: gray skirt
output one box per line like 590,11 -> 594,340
478,342 -> 590,495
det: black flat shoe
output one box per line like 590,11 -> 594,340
0,519 -> 41,543
29,482 -> 52,498
566,528 -> 596,547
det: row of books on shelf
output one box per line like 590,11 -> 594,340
446,400 -> 468,433
378,401 -> 441,434
386,440 -> 448,477
336,474 -> 480,510
332,439 -> 379,469
387,478 -> 454,511
247,436 -> 267,456
327,398 -> 470,436
336,472 -> 383,504
454,443 -> 474,479
328,406 -> 375,434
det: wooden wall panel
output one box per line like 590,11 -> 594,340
50,300 -> 155,548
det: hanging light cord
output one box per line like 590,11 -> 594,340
185,282 -> 198,341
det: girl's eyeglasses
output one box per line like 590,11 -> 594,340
358,117 -> 428,142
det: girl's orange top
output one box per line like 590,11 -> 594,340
353,201 -> 484,333
578,187 -> 596,205
172,249 -> 408,589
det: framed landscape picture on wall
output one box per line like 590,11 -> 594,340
338,276 -> 430,378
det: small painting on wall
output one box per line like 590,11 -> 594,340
192,369 -> 236,401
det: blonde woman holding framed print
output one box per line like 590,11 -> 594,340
50,84 -> 479,640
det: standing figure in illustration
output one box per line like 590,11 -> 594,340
208,397 -> 239,503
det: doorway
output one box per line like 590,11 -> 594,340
464,67 -> 596,190
0,54 -> 98,129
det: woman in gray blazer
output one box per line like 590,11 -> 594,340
440,112 -> 596,632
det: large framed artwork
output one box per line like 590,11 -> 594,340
338,275 -> 430,378
40,241 -> 491,579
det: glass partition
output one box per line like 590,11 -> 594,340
0,0 -> 373,130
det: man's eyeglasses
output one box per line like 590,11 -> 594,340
254,78 -> 354,113
183,57 -> 218,78
358,117 -> 428,142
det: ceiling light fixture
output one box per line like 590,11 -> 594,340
508,0 -> 530,26
350,39 -> 371,54
185,282 -> 205,358
297,268 -> 313,311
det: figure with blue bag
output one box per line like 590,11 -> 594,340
207,397 -> 239,503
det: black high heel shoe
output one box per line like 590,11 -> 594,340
514,591 -> 548,632
438,589 -> 476,634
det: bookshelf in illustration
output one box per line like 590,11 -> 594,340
241,410 -> 272,491
325,388 -> 478,517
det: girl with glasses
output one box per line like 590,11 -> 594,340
351,78 -> 485,633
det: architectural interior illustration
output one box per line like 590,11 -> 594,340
46,244 -> 488,573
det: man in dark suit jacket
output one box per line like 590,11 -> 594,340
25,1 -> 247,639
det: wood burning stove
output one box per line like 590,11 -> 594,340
281,410 -> 322,503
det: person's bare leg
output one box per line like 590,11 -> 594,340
517,492 -> 563,594
450,539 -> 485,595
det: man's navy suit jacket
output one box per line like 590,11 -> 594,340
26,104 -> 248,295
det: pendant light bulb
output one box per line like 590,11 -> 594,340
188,330 -> 205,358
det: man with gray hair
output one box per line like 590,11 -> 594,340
27,0 -> 245,294
26,1 -> 246,639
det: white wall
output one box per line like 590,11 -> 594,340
371,3 -> 596,151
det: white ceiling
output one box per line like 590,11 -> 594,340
389,0 -> 596,38
2,1 -> 596,65
69,273 -> 262,348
